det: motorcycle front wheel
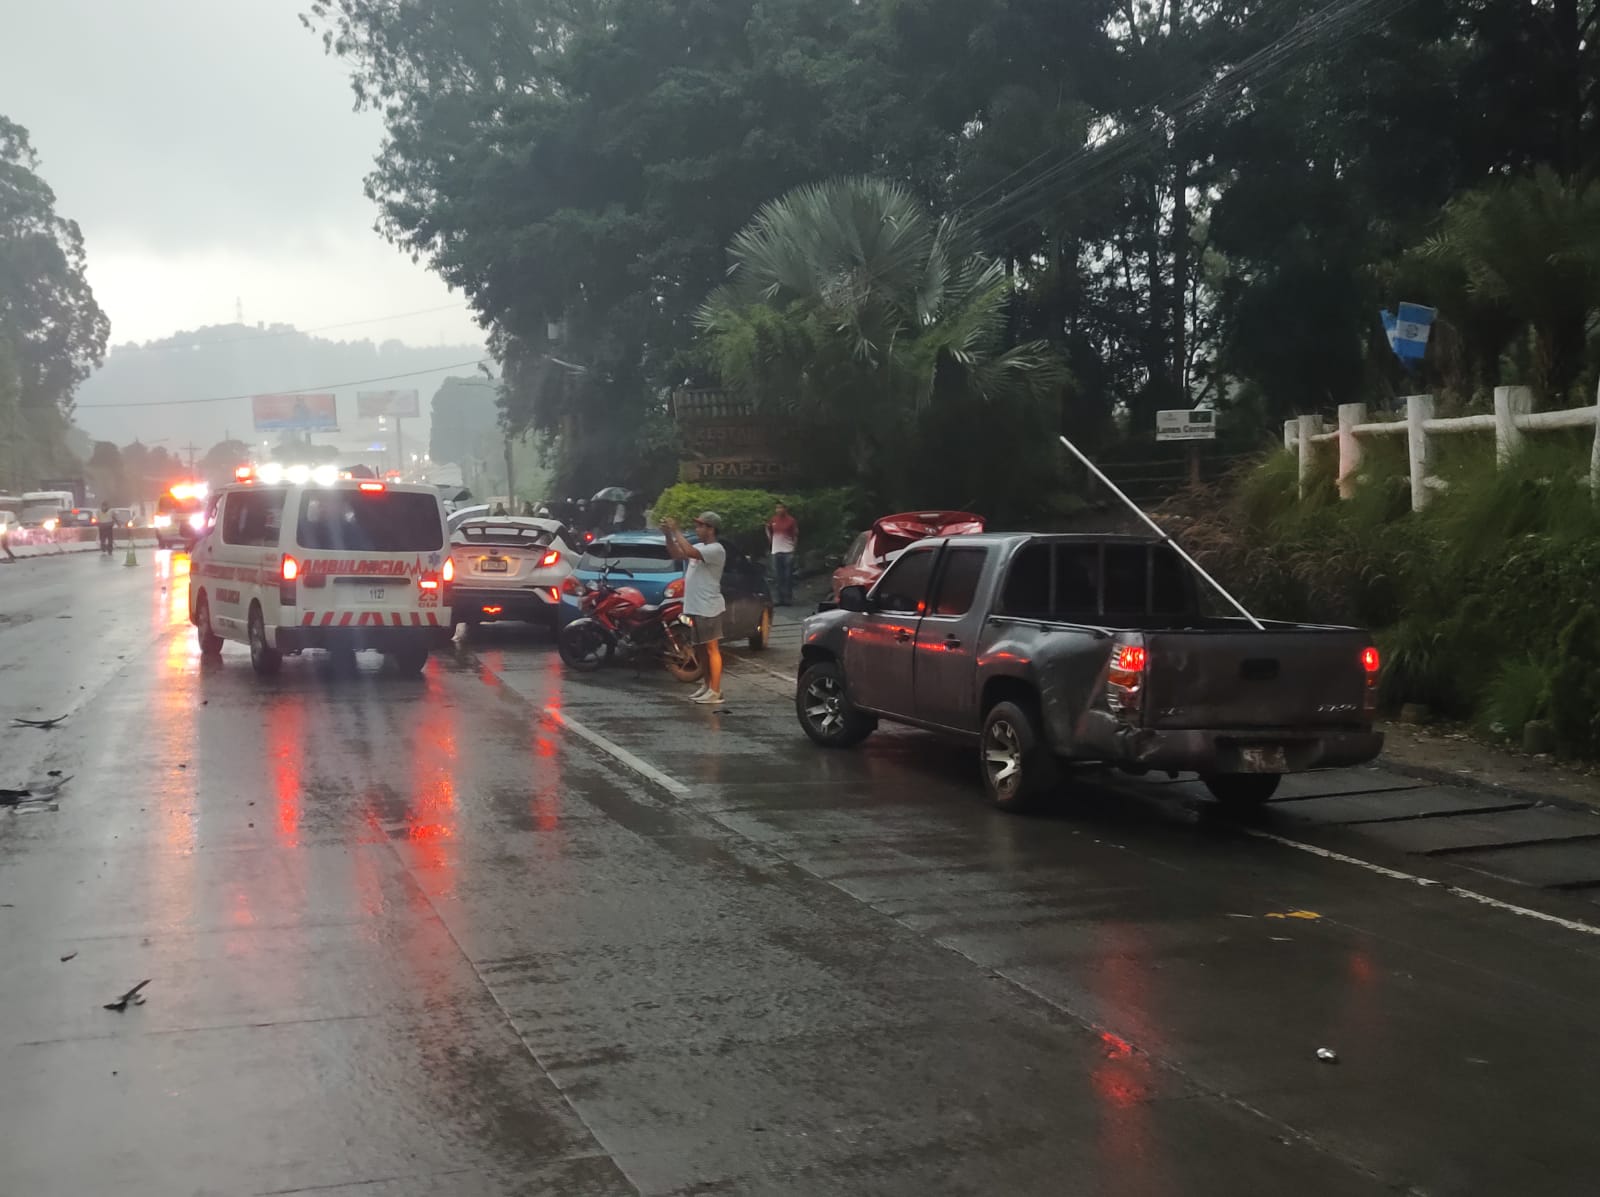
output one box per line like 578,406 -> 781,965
558,618 -> 614,672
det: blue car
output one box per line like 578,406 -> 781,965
563,531 -> 775,649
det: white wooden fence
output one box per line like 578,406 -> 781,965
1283,385 -> 1600,511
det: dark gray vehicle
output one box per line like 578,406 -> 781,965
795,533 -> 1384,811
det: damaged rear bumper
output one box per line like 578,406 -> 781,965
1073,715 -> 1384,774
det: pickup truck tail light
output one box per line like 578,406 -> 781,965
1362,646 -> 1380,713
1106,642 -> 1147,718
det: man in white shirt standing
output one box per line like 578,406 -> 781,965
662,510 -> 727,705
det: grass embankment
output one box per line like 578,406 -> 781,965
1167,433 -> 1600,759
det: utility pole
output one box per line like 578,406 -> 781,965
181,443 -> 201,475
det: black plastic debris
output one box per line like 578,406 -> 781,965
0,788 -> 31,806
59,951 -> 77,963
12,715 -> 66,729
104,980 -> 151,1012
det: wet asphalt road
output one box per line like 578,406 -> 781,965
5,554 -> 1600,1196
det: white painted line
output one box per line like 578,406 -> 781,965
542,706 -> 691,796
729,655 -> 795,684
1246,828 -> 1600,938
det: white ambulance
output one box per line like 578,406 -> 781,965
189,470 -> 454,676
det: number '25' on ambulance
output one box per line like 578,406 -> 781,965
189,473 -> 454,676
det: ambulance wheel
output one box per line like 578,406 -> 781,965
248,604 -> 282,676
392,644 -> 429,676
194,593 -> 223,657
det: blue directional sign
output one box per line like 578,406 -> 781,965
1379,303 -> 1436,364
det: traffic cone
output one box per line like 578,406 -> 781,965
123,541 -> 138,567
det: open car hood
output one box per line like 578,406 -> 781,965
868,510 -> 985,559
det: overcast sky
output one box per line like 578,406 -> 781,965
0,0 -> 485,351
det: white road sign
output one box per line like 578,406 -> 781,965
1155,409 -> 1216,442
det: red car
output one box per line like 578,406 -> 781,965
830,510 -> 986,602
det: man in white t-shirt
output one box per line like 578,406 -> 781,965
662,510 -> 727,705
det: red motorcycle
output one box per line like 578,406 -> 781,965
557,563 -> 702,682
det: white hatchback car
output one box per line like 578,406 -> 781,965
190,477 -> 454,675
450,516 -> 577,631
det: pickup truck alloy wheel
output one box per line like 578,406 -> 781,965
796,661 -> 874,747
248,604 -> 282,677
981,700 -> 1056,811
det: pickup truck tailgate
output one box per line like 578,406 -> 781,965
1139,629 -> 1372,730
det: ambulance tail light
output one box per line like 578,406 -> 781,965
280,554 -> 300,605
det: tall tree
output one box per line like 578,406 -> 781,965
697,177 -> 1066,509
0,117 -> 109,416
0,117 -> 109,488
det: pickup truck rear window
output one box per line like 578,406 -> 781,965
1001,541 -> 1196,621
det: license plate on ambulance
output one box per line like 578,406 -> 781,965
1239,745 -> 1288,773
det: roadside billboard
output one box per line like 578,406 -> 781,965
356,389 -> 421,419
252,393 -> 338,432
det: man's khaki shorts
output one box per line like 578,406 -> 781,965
689,613 -> 725,645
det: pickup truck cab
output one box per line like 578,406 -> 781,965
796,532 -> 1384,811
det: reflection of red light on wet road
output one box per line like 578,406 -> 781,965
1087,925 -> 1169,1193
266,699 -> 305,847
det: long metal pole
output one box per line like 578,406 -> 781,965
1058,434 -> 1265,631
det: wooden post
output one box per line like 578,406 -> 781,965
1493,385 -> 1531,466
1336,402 -> 1366,499
1406,393 -> 1434,512
1283,419 -> 1297,452
1296,414 -> 1319,499
1591,384 -> 1600,500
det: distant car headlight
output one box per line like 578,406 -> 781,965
42,518 -> 58,531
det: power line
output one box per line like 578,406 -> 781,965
108,303 -> 475,355
964,0 -> 1396,245
74,358 -> 491,410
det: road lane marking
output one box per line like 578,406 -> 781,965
1246,828 -> 1600,938
541,706 -> 691,796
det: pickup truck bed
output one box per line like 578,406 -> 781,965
796,532 -> 1383,811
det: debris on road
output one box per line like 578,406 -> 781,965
46,769 -> 61,777
1316,1048 -> 1339,1064
0,788 -> 32,805
12,715 -> 67,729
60,951 -> 77,963
103,979 -> 151,1012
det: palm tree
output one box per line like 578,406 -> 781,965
1415,168 -> 1600,405
696,177 -> 1065,478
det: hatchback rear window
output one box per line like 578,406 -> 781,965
579,541 -> 679,574
296,491 -> 443,552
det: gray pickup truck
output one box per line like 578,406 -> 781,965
795,532 -> 1384,811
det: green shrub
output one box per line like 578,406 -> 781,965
1174,435 -> 1600,759
650,483 -> 865,564
1478,658 -> 1552,741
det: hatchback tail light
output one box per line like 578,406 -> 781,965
538,548 -> 561,568
664,576 -> 685,599
1362,646 -> 1380,713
